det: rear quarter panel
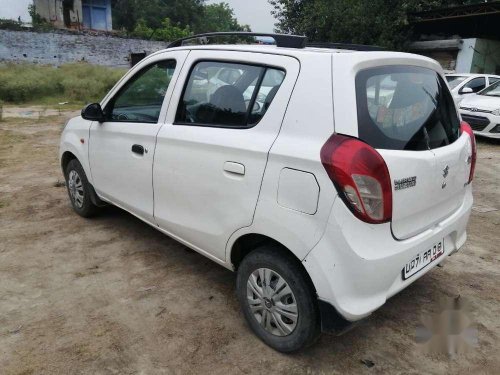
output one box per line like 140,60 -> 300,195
227,52 -> 338,262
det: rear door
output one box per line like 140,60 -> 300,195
333,56 -> 472,240
153,51 -> 300,260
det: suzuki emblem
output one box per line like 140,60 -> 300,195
443,165 -> 449,178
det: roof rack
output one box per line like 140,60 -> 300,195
307,42 -> 385,51
167,32 -> 308,49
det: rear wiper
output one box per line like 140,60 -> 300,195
422,127 -> 431,150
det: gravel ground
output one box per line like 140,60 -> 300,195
0,114 -> 499,374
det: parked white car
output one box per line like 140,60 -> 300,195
446,73 -> 500,105
459,80 -> 500,139
60,33 -> 475,352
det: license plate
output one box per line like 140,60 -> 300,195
402,240 -> 444,280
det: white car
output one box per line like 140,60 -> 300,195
60,33 -> 475,352
459,80 -> 500,139
446,73 -> 500,105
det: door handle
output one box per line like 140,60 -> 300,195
131,144 -> 145,155
224,162 -> 245,176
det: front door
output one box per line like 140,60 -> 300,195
89,54 -> 184,222
153,51 -> 300,261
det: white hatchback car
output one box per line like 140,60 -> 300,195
459,80 -> 500,139
60,33 -> 475,352
446,73 -> 500,105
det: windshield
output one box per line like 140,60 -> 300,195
446,75 -> 467,89
356,66 -> 460,151
479,81 -> 500,97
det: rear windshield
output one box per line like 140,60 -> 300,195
446,75 -> 467,89
356,66 -> 460,151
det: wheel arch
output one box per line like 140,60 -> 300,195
61,150 -> 78,173
230,233 -> 317,292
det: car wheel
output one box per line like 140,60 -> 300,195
64,159 -> 98,218
236,245 -> 320,352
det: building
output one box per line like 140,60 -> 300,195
409,2 -> 500,74
0,0 -> 112,31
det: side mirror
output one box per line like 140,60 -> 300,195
81,103 -> 105,122
460,87 -> 474,94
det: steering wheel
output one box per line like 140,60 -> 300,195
116,113 -> 130,121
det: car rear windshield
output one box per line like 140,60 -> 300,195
446,75 -> 467,89
356,66 -> 460,151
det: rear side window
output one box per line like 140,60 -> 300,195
356,66 -> 460,151
175,61 -> 285,128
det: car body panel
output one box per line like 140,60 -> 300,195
153,50 -> 300,261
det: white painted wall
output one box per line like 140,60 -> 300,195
455,38 -> 476,73
0,0 -> 32,23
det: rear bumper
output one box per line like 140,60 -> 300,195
303,186 -> 473,322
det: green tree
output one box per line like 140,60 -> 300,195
112,0 -> 204,33
198,3 -> 250,33
269,0 -> 486,50
131,17 -> 191,41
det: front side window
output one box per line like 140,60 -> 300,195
175,61 -> 285,128
356,66 -> 460,151
106,60 -> 176,123
462,77 -> 486,93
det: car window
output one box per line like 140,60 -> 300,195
356,66 -> 460,151
489,77 -> 500,85
175,61 -> 285,128
446,75 -> 467,89
106,60 -> 176,123
463,77 -> 486,93
479,80 -> 500,97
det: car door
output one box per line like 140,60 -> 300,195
153,51 -> 300,261
89,51 -> 188,222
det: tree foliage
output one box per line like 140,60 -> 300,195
198,3 -> 250,33
112,0 -> 249,40
269,0 -> 486,50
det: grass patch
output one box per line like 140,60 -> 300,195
0,63 -> 127,105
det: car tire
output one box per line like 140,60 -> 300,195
64,159 -> 98,218
236,245 -> 320,352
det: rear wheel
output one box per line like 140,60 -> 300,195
64,159 -> 98,218
236,246 -> 320,352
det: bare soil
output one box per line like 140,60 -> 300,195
0,114 -> 499,374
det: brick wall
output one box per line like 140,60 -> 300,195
0,29 -> 168,67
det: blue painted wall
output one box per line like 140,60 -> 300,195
82,0 -> 112,31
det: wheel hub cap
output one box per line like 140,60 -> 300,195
246,268 -> 298,337
68,170 -> 84,209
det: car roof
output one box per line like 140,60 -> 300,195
445,73 -> 500,78
153,44 -> 434,62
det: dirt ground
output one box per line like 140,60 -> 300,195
0,113 -> 499,375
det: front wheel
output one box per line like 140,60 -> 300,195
64,159 -> 98,218
236,246 -> 320,352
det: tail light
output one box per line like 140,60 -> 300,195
320,134 -> 392,224
460,121 -> 476,184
